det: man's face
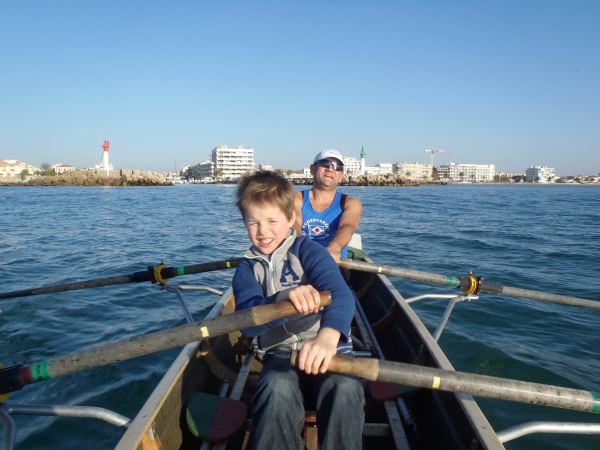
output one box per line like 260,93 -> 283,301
311,158 -> 345,188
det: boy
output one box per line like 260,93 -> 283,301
232,171 -> 364,450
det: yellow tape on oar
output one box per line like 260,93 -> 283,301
0,363 -> 9,401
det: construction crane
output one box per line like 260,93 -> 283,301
424,149 -> 451,180
425,148 -> 451,167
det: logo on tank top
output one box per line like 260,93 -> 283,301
303,218 -> 330,240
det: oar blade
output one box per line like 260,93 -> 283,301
186,392 -> 247,442
369,381 -> 401,401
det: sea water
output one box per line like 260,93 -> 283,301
1,184 -> 599,449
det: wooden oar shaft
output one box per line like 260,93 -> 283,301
0,259 -> 243,301
0,275 -> 136,300
337,259 -> 600,309
325,356 -> 600,414
0,292 -> 331,394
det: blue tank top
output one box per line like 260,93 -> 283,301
301,190 -> 348,258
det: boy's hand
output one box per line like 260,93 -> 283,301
298,327 -> 341,375
276,285 -> 321,314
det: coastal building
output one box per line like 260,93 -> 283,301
212,145 -> 255,179
258,163 -> 273,171
286,170 -> 309,180
343,156 -> 362,175
187,159 -> 215,180
438,162 -> 495,182
437,166 -> 449,180
363,163 -> 393,176
52,163 -> 75,174
526,166 -> 556,183
0,159 -> 41,179
395,162 -> 433,181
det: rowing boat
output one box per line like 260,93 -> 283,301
3,242 -> 599,449
114,246 -> 506,450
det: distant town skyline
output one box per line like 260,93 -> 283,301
1,2 -> 598,175
4,148 -> 600,178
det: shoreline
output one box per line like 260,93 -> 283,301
0,169 -> 170,187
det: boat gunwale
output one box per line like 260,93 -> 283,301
116,254 -> 505,450
114,287 -> 234,450
365,256 -> 505,449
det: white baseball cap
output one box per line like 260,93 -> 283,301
313,149 -> 344,165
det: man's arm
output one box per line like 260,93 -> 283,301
327,196 -> 362,261
293,191 -> 303,235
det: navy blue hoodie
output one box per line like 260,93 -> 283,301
232,230 -> 354,353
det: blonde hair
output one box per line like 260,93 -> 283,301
236,171 -> 295,220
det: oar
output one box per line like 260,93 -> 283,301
291,353 -> 600,415
0,258 -> 244,301
337,259 -> 600,309
0,292 -> 331,396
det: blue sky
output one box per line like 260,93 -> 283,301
1,1 -> 598,175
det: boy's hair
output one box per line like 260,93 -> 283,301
236,171 -> 295,220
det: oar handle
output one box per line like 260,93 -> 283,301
323,355 -> 600,415
0,292 -> 332,396
337,259 -> 600,309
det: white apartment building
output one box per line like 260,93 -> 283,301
52,163 -> 75,174
395,162 -> 433,181
187,160 -> 215,180
526,166 -> 556,183
342,156 -> 362,175
438,162 -> 495,182
0,159 -> 41,178
258,163 -> 273,171
212,145 -> 255,179
199,160 -> 215,178
363,163 -> 393,176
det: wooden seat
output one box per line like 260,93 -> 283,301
303,411 -> 319,450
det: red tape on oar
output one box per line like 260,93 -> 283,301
186,392 -> 247,442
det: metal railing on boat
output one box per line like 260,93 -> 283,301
0,284 -> 224,450
399,291 -> 600,447
4,283 -> 600,448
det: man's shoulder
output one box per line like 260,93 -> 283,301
341,193 -> 362,209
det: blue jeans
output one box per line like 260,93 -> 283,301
251,353 -> 365,450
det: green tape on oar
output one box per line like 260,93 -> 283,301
444,276 -> 461,287
186,392 -> 247,442
592,392 -> 600,413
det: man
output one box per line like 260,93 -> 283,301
294,149 -> 362,261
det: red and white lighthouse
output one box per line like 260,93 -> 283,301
95,140 -> 114,174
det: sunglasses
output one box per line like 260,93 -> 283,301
316,160 -> 344,172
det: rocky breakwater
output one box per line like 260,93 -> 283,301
1,170 -> 171,187
342,173 -> 422,186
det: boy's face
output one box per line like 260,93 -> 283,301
244,203 -> 296,255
